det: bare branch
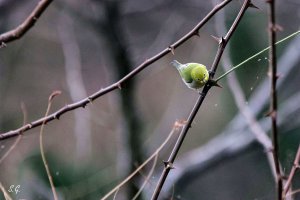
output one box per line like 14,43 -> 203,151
213,0 -> 275,177
39,91 -> 61,200
267,0 -> 283,199
100,121 -> 181,200
151,1 -> 251,199
0,103 -> 26,164
0,0 -> 233,141
0,0 -> 53,45
283,145 -> 300,198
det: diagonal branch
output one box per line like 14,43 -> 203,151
0,0 -> 233,141
150,1 -> 251,199
0,0 -> 53,45
283,145 -> 300,198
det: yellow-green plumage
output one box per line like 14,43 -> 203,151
171,60 -> 209,90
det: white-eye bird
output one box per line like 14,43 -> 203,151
171,60 -> 209,90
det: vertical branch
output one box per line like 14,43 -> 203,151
151,1 -> 251,199
267,0 -> 283,199
213,0 -> 277,178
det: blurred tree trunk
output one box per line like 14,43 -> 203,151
94,1 -> 144,199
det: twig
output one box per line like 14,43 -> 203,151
283,145 -> 300,198
150,1 -> 251,199
0,182 -> 13,200
100,121 -> 182,200
0,0 -> 53,45
267,0 -> 283,199
132,154 -> 158,200
0,103 -> 27,164
40,91 -> 61,200
0,0 -> 233,141
215,30 -> 300,82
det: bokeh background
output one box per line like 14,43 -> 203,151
1,0 -> 300,199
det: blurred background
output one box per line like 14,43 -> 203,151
0,0 -> 300,199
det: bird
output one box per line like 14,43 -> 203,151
171,60 -> 209,90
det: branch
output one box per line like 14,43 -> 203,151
39,91 -> 61,200
0,0 -> 233,141
163,89 -> 300,197
100,120 -> 182,200
283,145 -> 300,198
267,0 -> 283,199
0,0 -> 53,45
150,1 -> 251,199
213,0 -> 276,178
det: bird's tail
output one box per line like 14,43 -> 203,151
170,60 -> 182,70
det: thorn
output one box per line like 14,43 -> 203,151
269,24 -> 283,32
174,120 -> 187,129
220,37 -> 226,45
163,160 -> 168,167
163,161 -> 175,169
208,79 -> 222,88
248,2 -> 259,9
276,73 -> 281,79
28,123 -> 33,129
194,31 -> 200,37
265,110 -> 277,118
87,97 -> 93,104
168,46 -> 175,55
274,24 -> 283,32
54,114 -> 60,120
211,35 -> 221,43
117,83 -> 122,90
0,42 -> 7,48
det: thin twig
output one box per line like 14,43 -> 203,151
100,121 -> 182,200
132,154 -> 158,200
0,182 -> 13,200
0,0 -> 233,141
150,1 -> 251,199
283,145 -> 300,198
40,91 -> 61,200
0,103 -> 27,164
267,0 -> 283,199
0,0 -> 53,45
215,30 -> 300,82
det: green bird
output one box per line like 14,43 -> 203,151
171,60 -> 209,90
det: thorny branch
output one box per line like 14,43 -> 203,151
267,0 -> 283,199
0,0 -> 233,140
0,0 -> 53,46
213,0 -> 277,179
150,1 -> 252,199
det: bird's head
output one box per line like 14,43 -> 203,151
191,64 -> 209,84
